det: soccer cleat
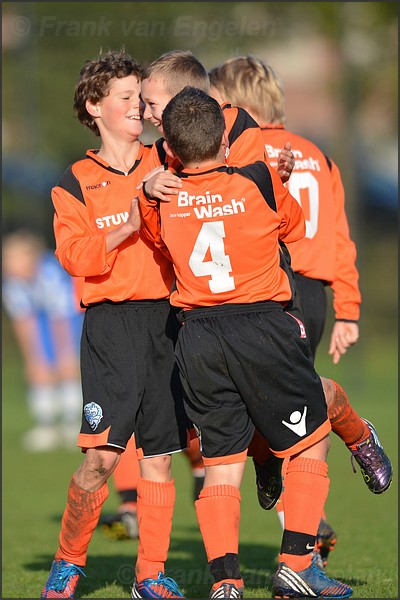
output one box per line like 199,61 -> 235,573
272,562 -> 353,598
131,571 -> 185,598
350,419 -> 393,494
316,518 -> 337,568
101,510 -> 138,540
253,456 -> 283,510
41,559 -> 85,598
209,582 -> 244,598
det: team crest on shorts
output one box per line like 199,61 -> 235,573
84,402 -> 103,431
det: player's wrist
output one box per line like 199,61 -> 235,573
143,180 -> 158,201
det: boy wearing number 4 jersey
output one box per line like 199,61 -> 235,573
139,86 -> 353,599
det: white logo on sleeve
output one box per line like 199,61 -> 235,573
306,543 -> 315,550
282,407 -> 307,437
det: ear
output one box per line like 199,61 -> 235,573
163,140 -> 177,160
221,129 -> 229,148
85,98 -> 100,118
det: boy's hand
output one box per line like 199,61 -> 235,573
141,170 -> 182,202
328,321 -> 359,364
277,142 -> 294,183
137,166 -> 166,189
128,197 -> 141,232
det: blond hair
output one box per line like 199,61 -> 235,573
142,50 -> 210,97
209,55 -> 286,125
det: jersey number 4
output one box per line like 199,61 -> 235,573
189,221 -> 235,293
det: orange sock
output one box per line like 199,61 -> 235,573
279,457 -> 329,572
195,485 -> 241,561
55,477 -> 109,566
328,380 -> 370,449
112,436 -> 140,511
135,478 -> 176,582
247,429 -> 274,464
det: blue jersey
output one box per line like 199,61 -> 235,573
2,251 -> 83,362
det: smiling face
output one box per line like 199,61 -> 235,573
140,76 -> 174,134
87,75 -> 144,142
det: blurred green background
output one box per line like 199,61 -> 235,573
2,2 -> 398,597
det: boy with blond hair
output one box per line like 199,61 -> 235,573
139,50 -> 294,199
208,55 -> 392,566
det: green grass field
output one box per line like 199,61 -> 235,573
2,311 -> 398,599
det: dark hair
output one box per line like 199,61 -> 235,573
73,49 -> 142,136
162,87 -> 225,165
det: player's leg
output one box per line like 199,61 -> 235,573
196,461 -> 246,599
101,434 -> 140,540
41,447 -> 119,598
234,303 -> 352,598
131,301 -> 188,599
272,437 -> 351,599
42,302 -> 144,598
322,377 -> 392,494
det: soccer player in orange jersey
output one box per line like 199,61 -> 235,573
208,55 -> 393,567
138,86 -> 354,599
40,51 -> 188,599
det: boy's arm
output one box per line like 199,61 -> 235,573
52,185 -> 120,277
328,159 -> 361,322
138,190 -> 173,261
223,105 -> 294,182
268,165 -> 306,242
327,159 -> 361,364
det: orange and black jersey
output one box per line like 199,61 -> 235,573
140,160 -> 305,310
146,103 -> 267,171
261,124 -> 361,321
51,145 -> 175,306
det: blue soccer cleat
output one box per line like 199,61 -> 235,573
131,571 -> 185,598
41,559 -> 86,598
272,561 -> 352,598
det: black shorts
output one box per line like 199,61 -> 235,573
175,301 -> 329,460
79,300 -> 189,457
294,273 -> 327,360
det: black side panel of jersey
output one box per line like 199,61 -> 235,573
227,107 -> 259,148
57,166 -> 85,205
155,137 -> 167,165
324,155 -> 332,171
233,161 -> 277,211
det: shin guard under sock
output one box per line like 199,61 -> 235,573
55,477 -> 109,565
135,478 -> 176,581
279,457 -> 329,571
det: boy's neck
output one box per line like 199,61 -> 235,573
182,158 -> 224,170
181,147 -> 226,170
97,138 -> 141,173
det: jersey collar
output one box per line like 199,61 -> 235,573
86,144 -> 145,175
